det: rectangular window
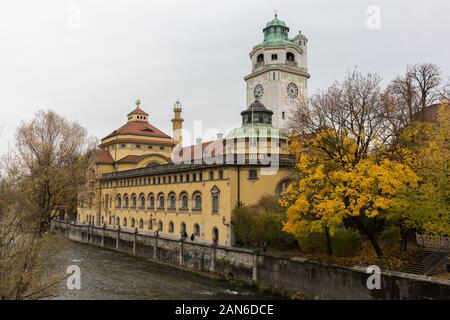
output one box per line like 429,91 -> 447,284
173,175 -> 177,183
218,170 -> 224,180
135,144 -> 141,149
249,169 -> 258,180
159,146 -> 165,150
282,111 -> 285,120
148,145 -> 153,149
209,171 -> 214,180
271,54 -> 278,60
120,144 -> 126,148
168,176 -> 172,183
186,174 -> 190,182
180,175 -> 183,182
193,173 -> 197,181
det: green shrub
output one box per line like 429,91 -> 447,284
297,233 -> 327,254
331,229 -> 362,256
232,197 -> 296,249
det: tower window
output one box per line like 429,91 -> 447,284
282,112 -> 285,120
135,144 -> 141,149
256,53 -> 264,63
120,144 -> 126,148
286,52 -> 295,61
148,145 -> 153,149
271,54 -> 278,60
273,72 -> 276,80
160,146 -> 165,150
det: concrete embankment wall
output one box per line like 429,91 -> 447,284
53,221 -> 450,300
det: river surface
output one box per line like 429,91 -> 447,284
48,238 -> 280,300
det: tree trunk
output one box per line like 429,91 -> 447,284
352,217 -> 383,257
324,227 -> 333,256
402,230 -> 408,251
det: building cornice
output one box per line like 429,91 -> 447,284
244,65 -> 310,81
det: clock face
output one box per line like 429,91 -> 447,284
253,84 -> 264,99
287,82 -> 299,99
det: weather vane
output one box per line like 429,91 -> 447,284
135,99 -> 141,108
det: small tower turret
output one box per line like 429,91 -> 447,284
171,99 -> 184,145
127,99 -> 149,123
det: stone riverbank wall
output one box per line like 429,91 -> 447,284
52,221 -> 450,300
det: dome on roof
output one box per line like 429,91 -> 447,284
243,100 -> 273,114
265,16 -> 287,28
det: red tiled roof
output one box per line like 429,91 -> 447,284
117,155 -> 141,163
103,121 -> 171,140
174,140 -> 225,162
95,149 -> 114,163
127,107 -> 149,116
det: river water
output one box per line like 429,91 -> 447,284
48,238 -> 279,300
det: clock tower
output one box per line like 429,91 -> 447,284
244,14 -> 310,129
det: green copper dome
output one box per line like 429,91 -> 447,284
265,16 -> 287,28
226,123 -> 286,140
225,99 -> 287,140
253,14 -> 303,49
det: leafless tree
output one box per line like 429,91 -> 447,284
410,63 -> 442,111
1,110 -> 95,299
289,69 -> 386,165
15,110 -> 95,233
442,76 -> 450,101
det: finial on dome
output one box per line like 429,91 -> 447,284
135,99 -> 141,108
274,9 -> 278,18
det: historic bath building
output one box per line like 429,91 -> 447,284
77,15 -> 307,246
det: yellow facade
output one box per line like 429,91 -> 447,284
77,99 -> 294,247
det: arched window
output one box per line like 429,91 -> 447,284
139,219 -> 143,229
193,193 -> 202,210
168,193 -> 176,209
256,53 -> 264,63
123,217 -> 128,227
101,216 -> 104,224
212,227 -> 219,244
148,193 -> 155,209
180,222 -> 186,235
158,194 -> 165,209
131,194 -> 137,208
116,217 -> 120,226
194,223 -> 200,237
109,216 -> 112,225
148,219 -> 153,230
169,221 -> 174,233
88,193 -> 95,208
131,218 -> 135,228
180,193 -> 189,210
286,52 -> 295,61
123,194 -> 129,208
158,220 -> 163,231
211,186 -> 220,214
116,195 -> 122,208
139,194 -> 145,209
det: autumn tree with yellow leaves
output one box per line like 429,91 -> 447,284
283,70 -> 421,257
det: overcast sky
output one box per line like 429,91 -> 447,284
1,0 -> 449,153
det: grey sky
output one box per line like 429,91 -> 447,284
1,0 -> 449,153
